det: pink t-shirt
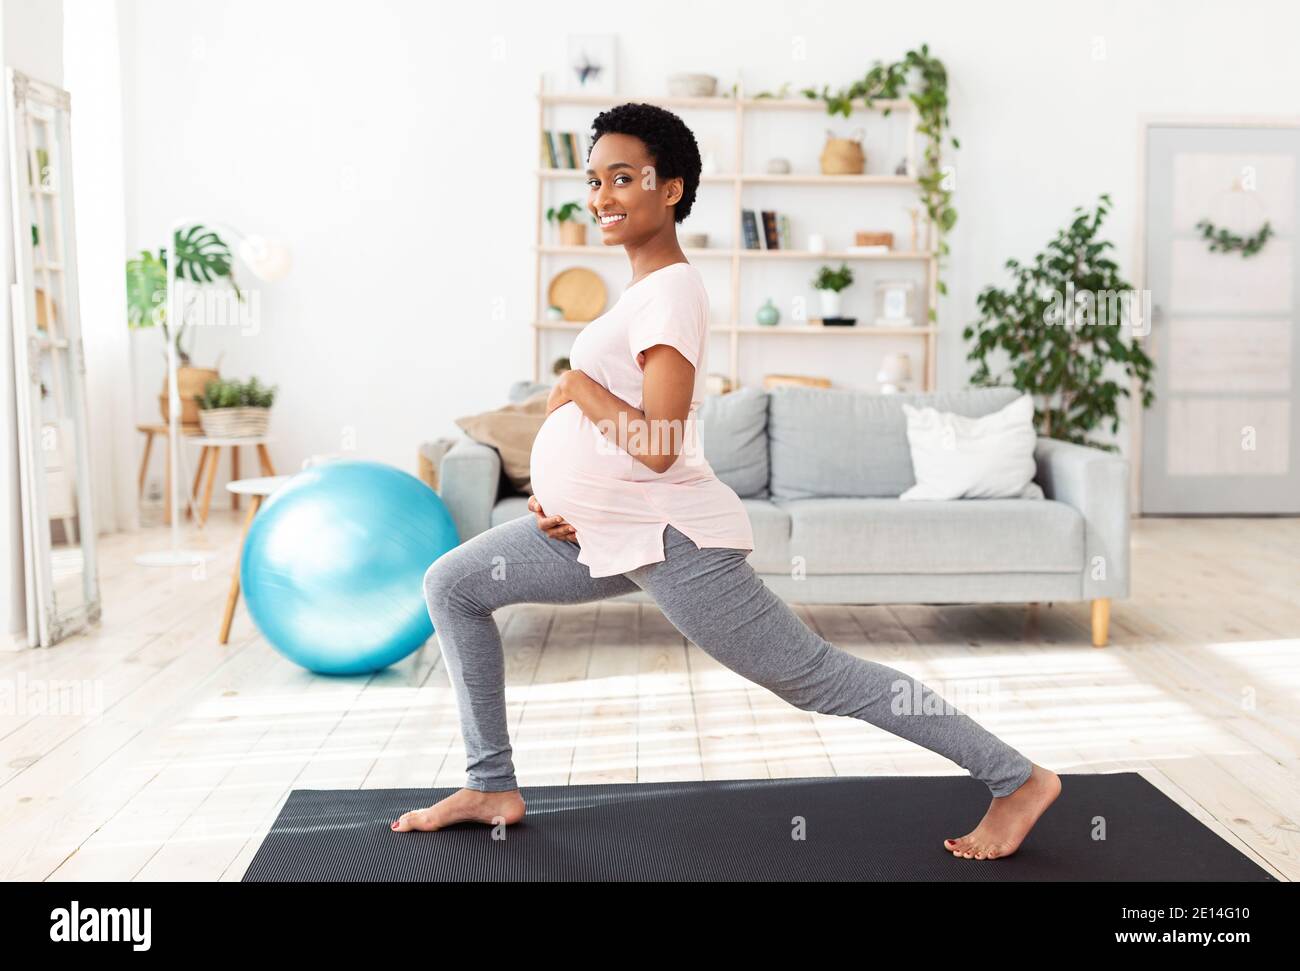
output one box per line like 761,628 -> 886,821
529,262 -> 755,578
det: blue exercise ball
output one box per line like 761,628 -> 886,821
241,460 -> 459,675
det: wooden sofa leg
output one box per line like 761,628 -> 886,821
1091,598 -> 1111,647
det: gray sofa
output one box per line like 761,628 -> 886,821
434,381 -> 1129,646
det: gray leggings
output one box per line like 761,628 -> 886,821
423,516 -> 1034,797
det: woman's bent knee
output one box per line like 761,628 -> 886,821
424,550 -> 471,621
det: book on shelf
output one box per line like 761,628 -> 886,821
743,209 -> 790,250
740,210 -> 794,250
541,131 -> 592,169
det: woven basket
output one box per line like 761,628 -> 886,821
198,406 -> 271,438
819,130 -> 866,175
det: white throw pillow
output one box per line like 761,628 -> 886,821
899,393 -> 1044,500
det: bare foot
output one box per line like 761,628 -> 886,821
943,763 -> 1061,860
391,787 -> 526,832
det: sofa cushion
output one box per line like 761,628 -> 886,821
455,391 -> 549,494
491,495 -> 791,572
901,393 -> 1043,500
776,497 -> 1083,574
768,385 -> 1023,499
492,494 -> 532,527
740,498 -> 790,572
699,387 -> 769,498
491,494 -> 1080,578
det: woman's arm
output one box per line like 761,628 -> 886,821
547,345 -> 694,474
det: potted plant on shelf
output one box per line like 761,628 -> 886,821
196,376 -> 278,438
126,224 -> 246,426
546,201 -> 593,247
812,263 -> 854,317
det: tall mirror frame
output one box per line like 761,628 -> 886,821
6,68 -> 100,647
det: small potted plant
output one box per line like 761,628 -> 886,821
197,376 -> 278,438
812,263 -> 854,317
546,201 -> 593,247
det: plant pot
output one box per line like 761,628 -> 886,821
558,221 -> 587,246
819,290 -> 843,317
159,366 -> 220,425
198,406 -> 271,439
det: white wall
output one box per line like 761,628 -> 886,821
1,0 -> 63,647
111,0 -> 1300,489
65,0 -> 138,535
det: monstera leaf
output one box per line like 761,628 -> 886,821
172,224 -> 240,296
125,249 -> 168,329
125,224 -> 243,365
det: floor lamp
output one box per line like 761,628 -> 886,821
135,222 -> 291,567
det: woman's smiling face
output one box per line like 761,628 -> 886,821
585,132 -> 682,246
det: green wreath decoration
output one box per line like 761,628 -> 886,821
1196,219 -> 1272,258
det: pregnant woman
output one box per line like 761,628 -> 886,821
399,103 -> 1060,860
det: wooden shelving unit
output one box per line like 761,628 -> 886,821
532,77 -> 940,391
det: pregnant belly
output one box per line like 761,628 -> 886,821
529,402 -> 636,516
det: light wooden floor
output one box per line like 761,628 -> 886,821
1,508 -> 1297,881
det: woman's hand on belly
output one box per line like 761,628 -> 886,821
527,494 -> 577,543
545,375 -> 577,416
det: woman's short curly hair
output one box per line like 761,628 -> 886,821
588,102 -> 701,223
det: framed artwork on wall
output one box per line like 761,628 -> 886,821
565,34 -> 617,96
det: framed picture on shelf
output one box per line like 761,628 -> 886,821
564,34 -> 616,95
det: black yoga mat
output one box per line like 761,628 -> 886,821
241,772 -> 1277,882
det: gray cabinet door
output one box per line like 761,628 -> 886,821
1143,124 -> 1300,514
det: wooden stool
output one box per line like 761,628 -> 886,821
136,422 -> 202,524
220,474 -> 292,645
188,436 -> 278,527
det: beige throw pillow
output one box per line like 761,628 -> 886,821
454,390 -> 550,494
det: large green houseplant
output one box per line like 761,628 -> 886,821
963,194 -> 1155,449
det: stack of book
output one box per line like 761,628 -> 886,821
741,209 -> 792,250
541,131 -> 594,169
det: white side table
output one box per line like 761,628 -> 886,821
189,436 -> 277,527
220,474 -> 292,645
